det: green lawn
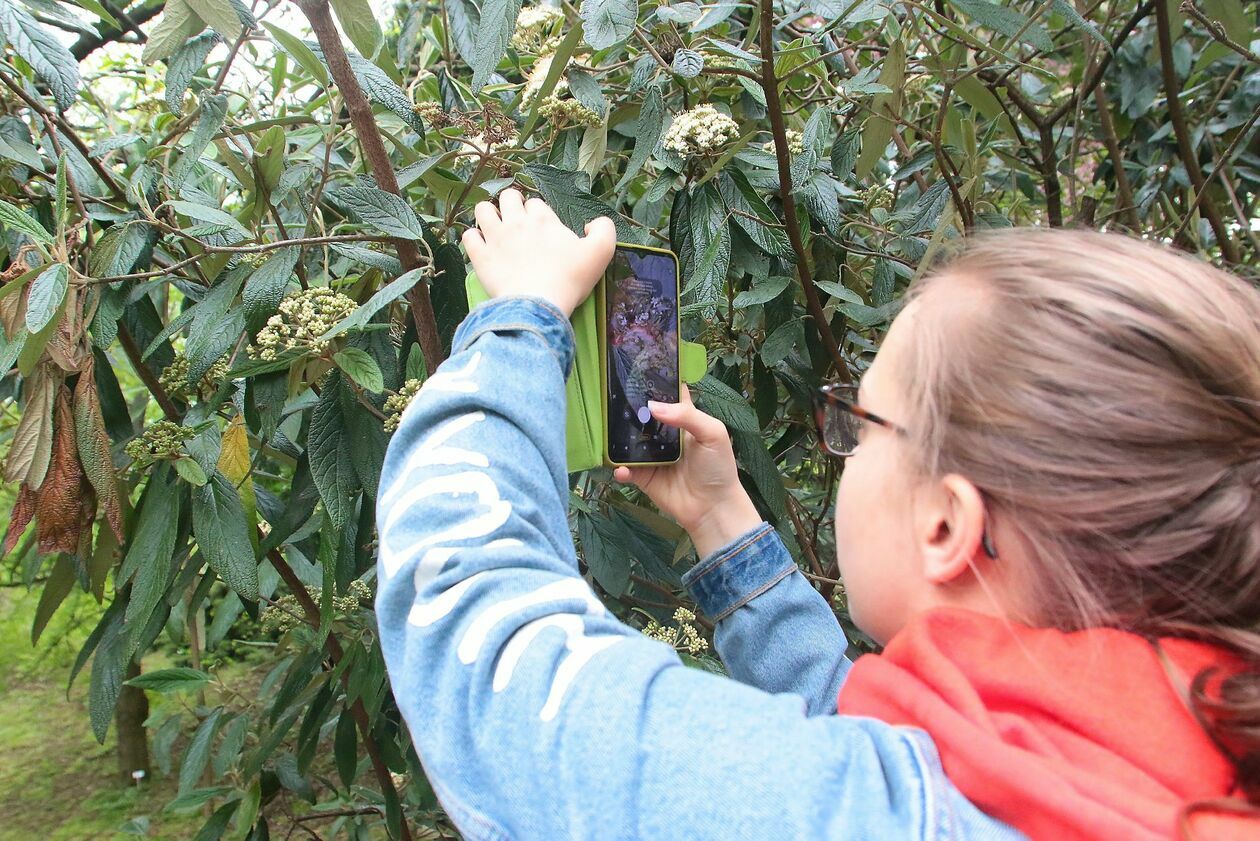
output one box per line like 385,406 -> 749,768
0,588 -> 204,841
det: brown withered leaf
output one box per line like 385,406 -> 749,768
3,369 -> 56,489
46,285 -> 86,372
3,484 -> 36,554
72,356 -> 123,541
34,386 -> 85,556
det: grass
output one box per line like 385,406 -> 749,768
0,587 -> 204,841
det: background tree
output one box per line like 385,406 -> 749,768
0,0 -> 1255,835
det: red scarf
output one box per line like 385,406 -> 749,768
836,609 -> 1257,840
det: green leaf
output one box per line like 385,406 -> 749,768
0,0 -> 81,110
445,0 -> 480,66
0,198 -> 53,244
734,429 -> 786,520
192,470 -> 260,601
330,242 -> 402,275
179,707 -> 225,794
330,0 -> 383,58
524,164 -> 634,241
615,85 -> 665,191
243,246 -> 298,334
166,200 -> 251,239
174,455 -> 209,486
856,39 -> 904,179
142,0 -> 206,64
185,272 -> 246,381
671,183 -> 730,314
691,375 -> 759,433
88,601 -> 127,742
24,263 -> 67,333
166,787 -> 235,814
89,221 -> 155,279
581,0 -> 635,51
170,92 -> 228,191
318,268 -> 425,342
54,153 -> 67,234
308,43 -> 424,132
31,554 -> 74,645
125,667 -> 213,694
334,709 -> 357,788
671,48 -> 704,78
952,0 -> 1054,51
121,471 -> 184,657
719,170 -> 793,260
66,0 -> 119,28
263,22 -> 328,86
328,185 -> 426,239
761,318 -> 803,366
831,130 -> 859,181
904,179 -> 951,234
309,372 -> 362,529
334,347 -> 384,393
470,0 -> 523,90
166,32 -> 221,115
814,279 -> 864,304
185,0 -> 242,40
577,513 -> 631,596
733,274 -> 791,308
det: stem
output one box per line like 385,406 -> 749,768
1154,0 -> 1239,263
756,0 -> 849,381
1092,81 -> 1140,229
296,0 -> 442,376
118,323 -> 182,421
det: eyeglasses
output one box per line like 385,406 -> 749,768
812,383 -> 1000,560
811,384 -> 905,459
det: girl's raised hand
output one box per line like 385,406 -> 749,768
461,188 -> 617,317
613,387 -> 762,559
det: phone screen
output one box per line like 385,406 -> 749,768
605,247 -> 680,464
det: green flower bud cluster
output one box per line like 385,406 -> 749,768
159,353 -> 231,401
510,5 -> 564,55
857,184 -> 893,209
260,579 -> 372,634
237,252 -> 268,268
662,105 -> 740,157
642,607 -> 709,655
521,53 -> 570,109
537,96 -> 602,128
249,287 -> 357,361
763,128 -> 805,155
383,378 -> 424,433
124,420 -> 194,463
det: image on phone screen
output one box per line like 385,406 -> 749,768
606,248 -> 680,464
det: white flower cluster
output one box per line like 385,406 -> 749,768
764,128 -> 805,155
510,5 -> 564,54
260,579 -> 372,634
662,104 -> 740,157
250,286 -> 357,361
521,52 -> 571,109
538,97 -> 602,127
642,607 -> 709,655
383,378 -> 424,433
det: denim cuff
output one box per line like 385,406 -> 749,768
681,522 -> 796,623
452,295 -> 576,376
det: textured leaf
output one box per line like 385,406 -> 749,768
318,268 -> 425,342
121,472 -> 183,658
445,0 -> 480,65
330,0 -> 382,58
719,170 -> 793,260
3,369 -> 55,487
185,0 -> 241,40
952,0 -> 1053,51
25,262 -> 68,334
88,221 -> 155,279
73,357 -> 122,541
334,347 -> 384,393
217,415 -> 257,535
0,0 -> 80,110
831,130 -> 859,181
166,201 -> 251,239
165,32 -> 221,115
173,456 -> 208,486
243,246 -> 298,334
615,85 -> 665,191
671,48 -> 704,78
691,375 -> 758,433
807,0 -> 887,24
53,153 -> 67,232
88,599 -> 127,742
671,183 -> 730,314
799,173 -> 841,234
171,93 -> 228,191
580,0 -> 635,50
309,372 -> 362,529
904,179 -> 951,234
329,243 -> 402,275
0,198 -> 52,244
856,39 -> 904,179
142,0 -> 205,63
523,164 -> 634,240
732,274 -> 791,308
30,552 -> 74,644
3,484 -> 34,553
192,470 -> 259,600
263,22 -> 327,86
329,186 -> 426,239
179,706 -> 225,794
185,273 -> 246,382
126,667 -> 212,693
308,43 -> 424,132
760,318 -> 803,367
734,429 -> 786,520
577,513 -> 631,596
470,0 -> 522,89
334,708 -> 357,788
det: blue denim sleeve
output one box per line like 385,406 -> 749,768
374,295 -> 1026,841
682,523 -> 853,715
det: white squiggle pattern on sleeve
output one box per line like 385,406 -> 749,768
424,351 -> 482,394
457,578 -> 602,664
380,412 -> 489,508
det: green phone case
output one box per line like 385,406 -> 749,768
465,257 -> 706,473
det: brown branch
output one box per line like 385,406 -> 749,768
118,323 -> 182,421
757,0 -> 849,381
1180,0 -> 1260,65
1154,0 -> 1240,263
1092,82 -> 1140,229
266,545 -> 413,841
295,0 -> 442,377
71,0 -> 164,61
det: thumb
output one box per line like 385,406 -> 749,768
582,216 -> 617,262
647,394 -> 728,446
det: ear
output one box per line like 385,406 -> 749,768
917,474 -> 989,585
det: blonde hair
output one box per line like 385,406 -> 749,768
902,229 -> 1260,817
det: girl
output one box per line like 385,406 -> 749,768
374,188 -> 1258,839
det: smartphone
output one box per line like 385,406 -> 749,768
603,244 -> 682,466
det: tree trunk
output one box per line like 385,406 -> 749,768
115,660 -> 151,785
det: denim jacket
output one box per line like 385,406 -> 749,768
375,296 -> 1026,840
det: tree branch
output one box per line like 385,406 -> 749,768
71,0 -> 164,61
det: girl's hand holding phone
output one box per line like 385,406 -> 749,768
461,188 -> 617,317
614,388 -> 762,559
